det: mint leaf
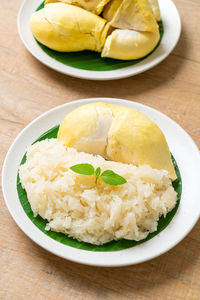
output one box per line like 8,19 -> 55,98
70,164 -> 127,186
70,164 -> 95,175
101,170 -> 127,186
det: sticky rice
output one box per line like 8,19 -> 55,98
19,139 -> 177,245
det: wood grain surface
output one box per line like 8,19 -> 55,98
0,0 -> 200,299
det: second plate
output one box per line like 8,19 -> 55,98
18,0 -> 181,80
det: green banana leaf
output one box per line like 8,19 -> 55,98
17,125 -> 182,252
35,2 -> 164,71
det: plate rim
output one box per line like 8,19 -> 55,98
2,98 -> 200,267
17,0 -> 181,80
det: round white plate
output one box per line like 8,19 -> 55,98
17,0 -> 181,80
2,98 -> 200,267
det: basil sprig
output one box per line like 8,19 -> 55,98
70,163 -> 127,186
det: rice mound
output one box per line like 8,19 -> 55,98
19,139 -> 177,245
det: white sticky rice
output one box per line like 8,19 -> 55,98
19,139 -> 177,245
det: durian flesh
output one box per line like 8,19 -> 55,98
30,1 -> 161,60
103,0 -> 158,32
58,103 -> 177,180
30,3 -> 110,52
45,0 -> 111,15
149,0 -> 160,21
101,28 -> 160,60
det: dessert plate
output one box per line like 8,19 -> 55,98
17,0 -> 181,80
2,98 -> 200,267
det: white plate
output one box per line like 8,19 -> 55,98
17,0 -> 181,80
2,98 -> 200,267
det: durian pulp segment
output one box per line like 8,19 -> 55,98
45,0 -> 111,15
58,103 -> 177,180
30,3 -> 110,52
101,28 -> 160,60
103,0 -> 158,32
103,0 -> 161,23
106,103 -> 176,180
103,0 -> 122,22
58,103 -> 113,157
148,0 -> 160,21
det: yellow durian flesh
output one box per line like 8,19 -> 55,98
30,3 -> 110,52
106,103 -> 176,180
103,0 -> 122,22
103,0 -> 160,25
58,102 -> 177,180
58,103 -> 113,157
101,28 -> 160,60
149,0 -> 160,21
103,0 -> 158,32
45,0 -> 111,15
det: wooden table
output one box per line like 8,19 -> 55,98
0,0 -> 200,299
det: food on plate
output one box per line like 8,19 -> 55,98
30,0 -> 161,60
19,139 -> 177,245
149,0 -> 160,21
30,3 -> 110,52
103,0 -> 160,27
45,0 -> 111,15
101,28 -> 160,60
58,102 -> 176,180
103,0 -> 158,32
70,163 -> 127,185
102,0 -> 122,22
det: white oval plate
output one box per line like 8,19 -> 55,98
18,0 -> 181,80
2,98 -> 200,267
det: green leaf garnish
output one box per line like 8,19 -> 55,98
70,163 -> 95,175
101,170 -> 127,186
70,163 -> 126,186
